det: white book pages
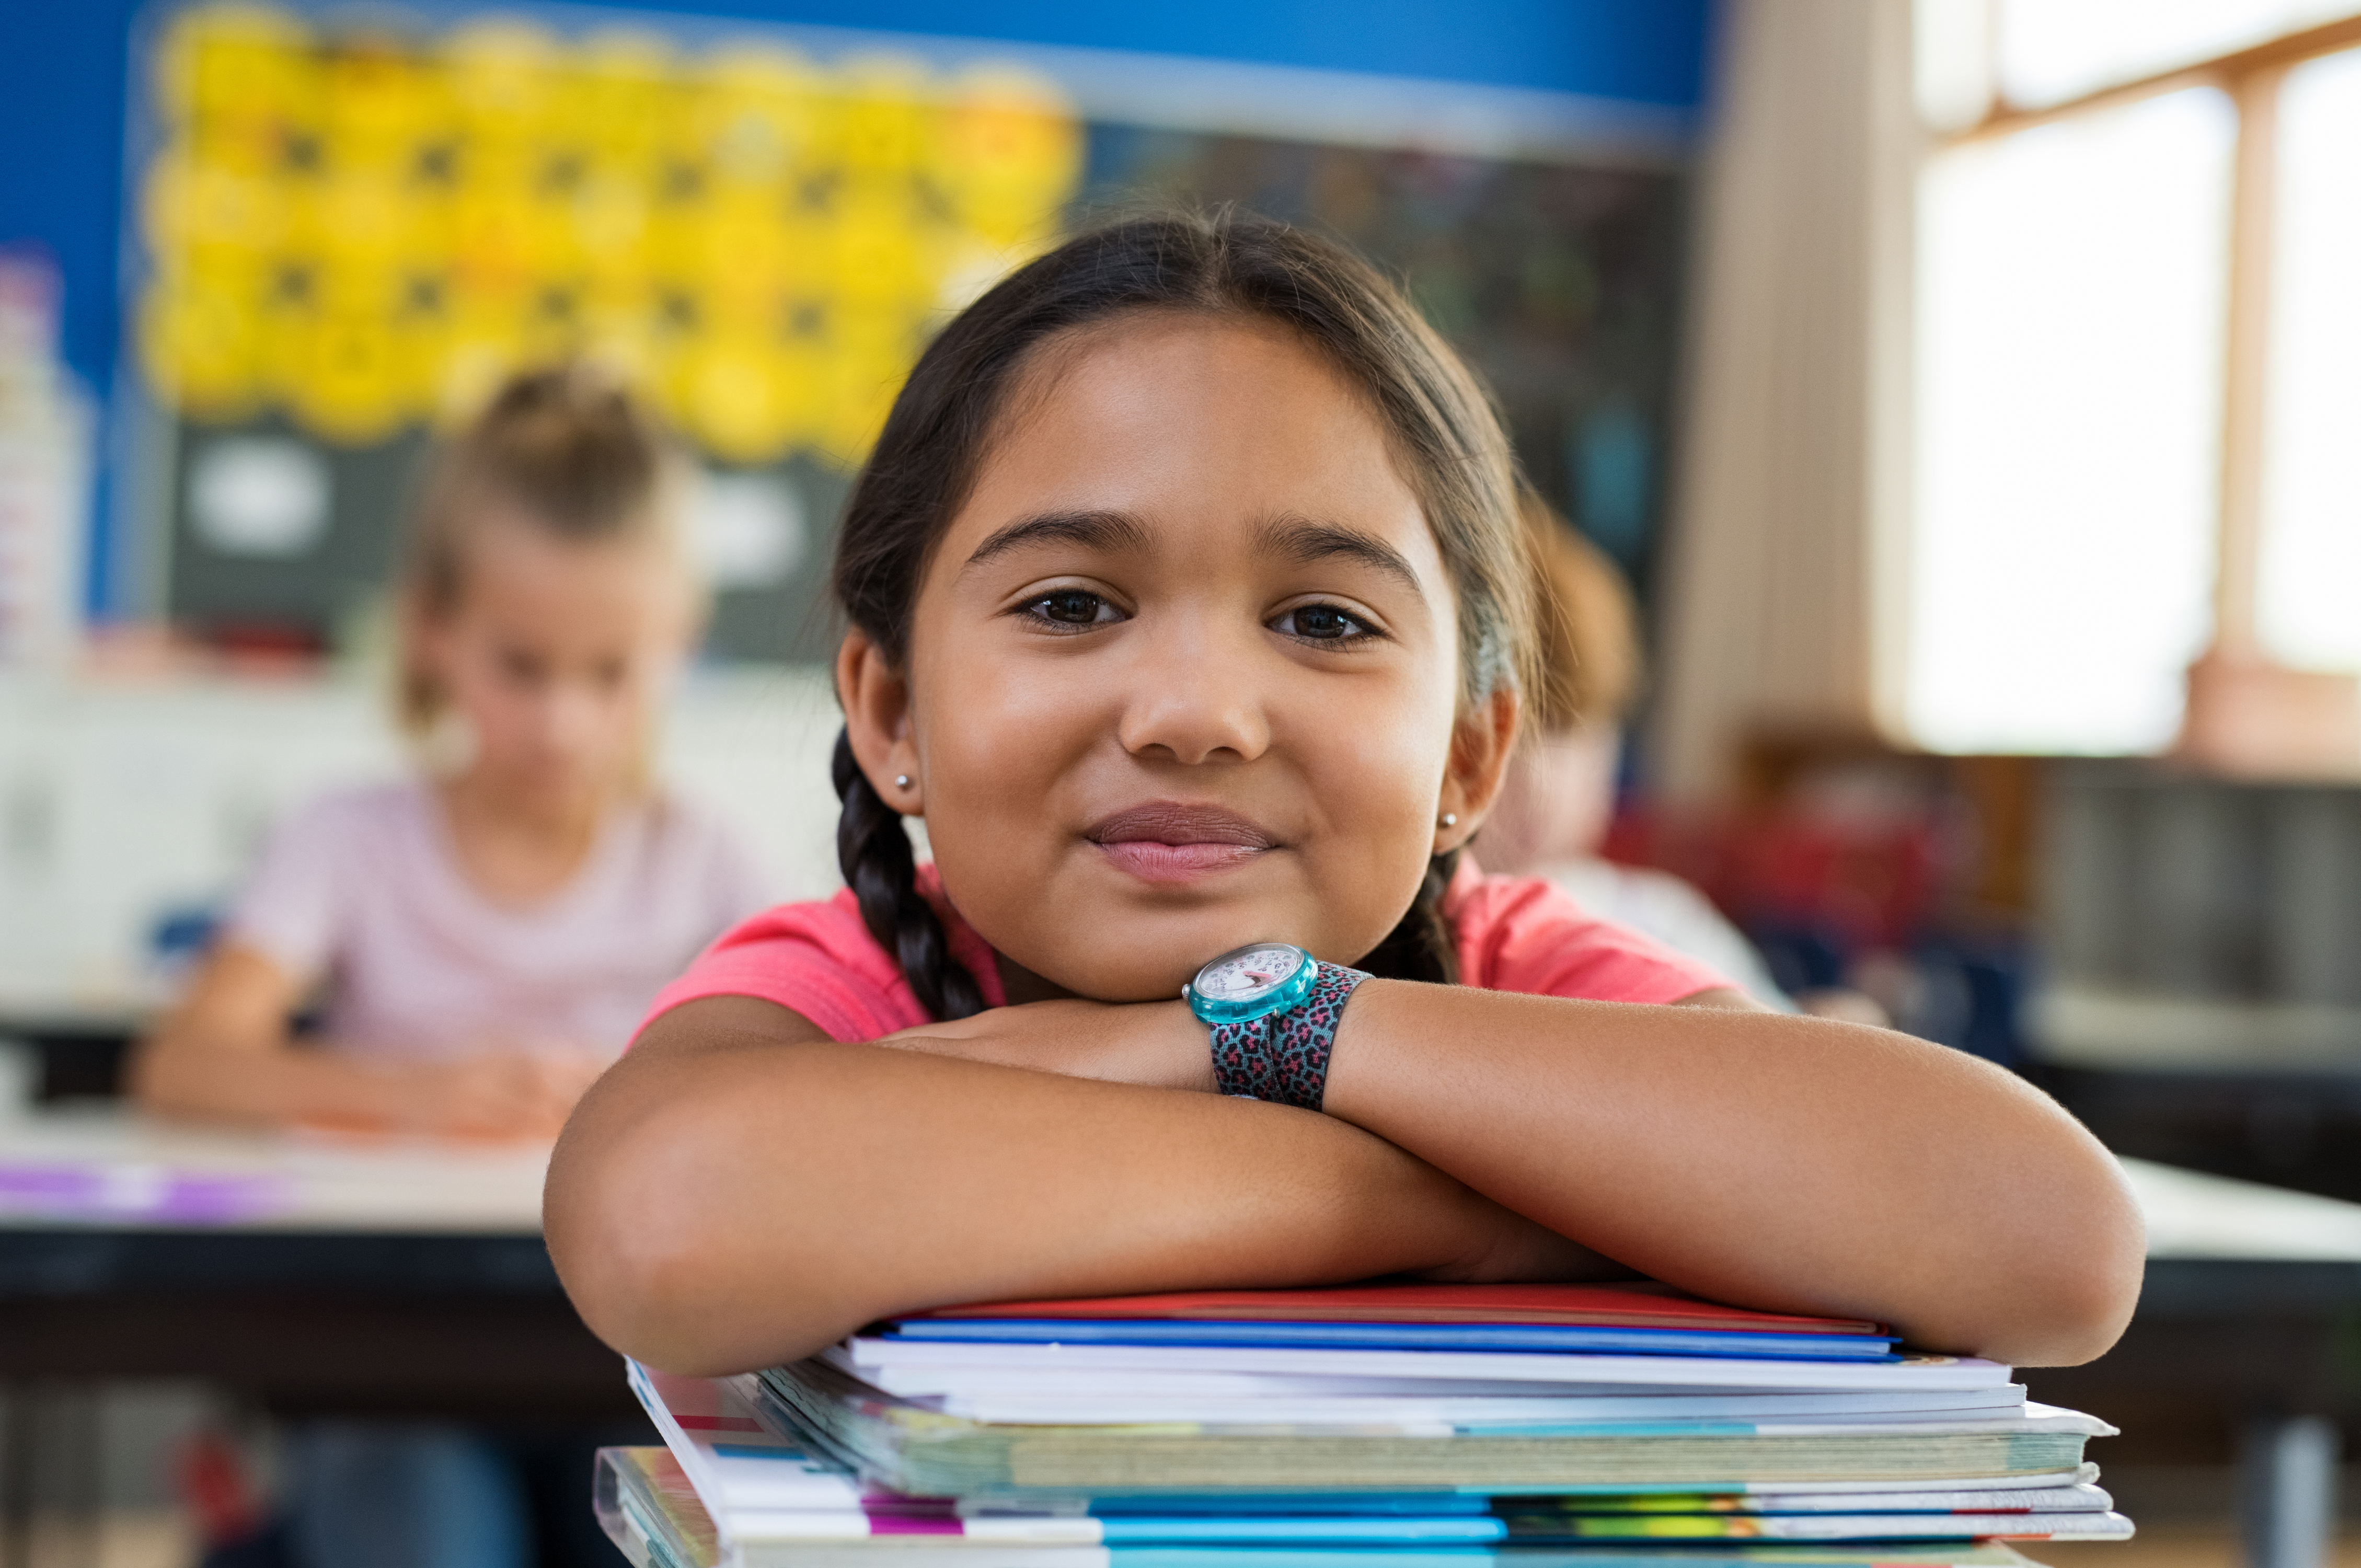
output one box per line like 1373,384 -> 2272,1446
935,1390 -> 2032,1425
1725,1465 -> 2101,1495
1725,1405 -> 2114,1439
839,1339 -> 2017,1392
629,1361 -> 867,1517
832,1361 -> 2013,1401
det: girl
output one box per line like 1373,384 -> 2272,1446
546,213 -> 2141,1380
136,367 -> 776,1568
135,366 -> 771,1138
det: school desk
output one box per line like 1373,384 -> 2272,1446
0,1108 -> 603,1405
2,1111 -> 2358,1568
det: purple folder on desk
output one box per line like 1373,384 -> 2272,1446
0,1162 -> 286,1224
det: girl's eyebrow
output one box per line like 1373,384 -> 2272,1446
960,508 -> 1422,598
1255,514 -> 1424,596
963,509 -> 1152,571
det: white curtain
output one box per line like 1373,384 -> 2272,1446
1651,0 -> 1920,800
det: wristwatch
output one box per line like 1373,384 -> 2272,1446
1183,942 -> 1369,1111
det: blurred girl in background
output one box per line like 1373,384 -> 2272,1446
136,364 -> 768,1135
134,365 -> 773,1568
1480,492 -> 1881,1022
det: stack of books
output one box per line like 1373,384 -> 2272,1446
596,1282 -> 2132,1568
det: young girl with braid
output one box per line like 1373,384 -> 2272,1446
545,212 -> 2143,1380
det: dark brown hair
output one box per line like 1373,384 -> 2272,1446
832,209 -> 1534,1020
399,363 -> 688,736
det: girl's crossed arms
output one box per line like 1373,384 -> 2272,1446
545,214 -> 2143,1378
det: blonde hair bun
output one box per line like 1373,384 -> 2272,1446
397,363 -> 691,737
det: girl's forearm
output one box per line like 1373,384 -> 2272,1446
1319,983 -> 2144,1366
131,1034 -> 410,1127
545,1013 -> 1597,1376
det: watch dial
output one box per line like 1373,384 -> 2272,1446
1195,943 -> 1306,1001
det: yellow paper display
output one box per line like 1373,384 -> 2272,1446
139,4 -> 1084,463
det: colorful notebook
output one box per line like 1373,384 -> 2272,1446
757,1357 -> 2106,1500
597,1445 -> 2104,1568
886,1320 -> 1899,1360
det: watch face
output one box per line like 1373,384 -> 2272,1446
1193,942 -> 1308,1003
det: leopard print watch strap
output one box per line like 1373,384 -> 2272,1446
1209,961 -> 1371,1111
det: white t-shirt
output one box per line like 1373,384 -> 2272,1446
225,780 -> 776,1060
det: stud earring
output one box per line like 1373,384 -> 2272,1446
1439,812 -> 1458,828
893,775 -> 912,790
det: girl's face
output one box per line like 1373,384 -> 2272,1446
418,517 -> 692,806
846,314 -> 1513,1002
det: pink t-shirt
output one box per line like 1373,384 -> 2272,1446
642,858 -> 1733,1042
227,781 -> 774,1060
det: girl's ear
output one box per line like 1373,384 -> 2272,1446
837,628 -> 924,817
1435,686 -> 1519,855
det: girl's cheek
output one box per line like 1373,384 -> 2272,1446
923,641 -> 1108,783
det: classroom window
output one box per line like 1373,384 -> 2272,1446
1908,89 -> 2231,753
1996,0 -> 2356,107
1905,2 -> 2361,756
2257,46 -> 2361,671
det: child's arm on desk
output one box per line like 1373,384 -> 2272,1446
879,985 -> 2141,1369
132,943 -> 594,1137
546,989 -> 2139,1379
547,994 -> 1607,1378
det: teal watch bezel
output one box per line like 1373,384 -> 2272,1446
1184,942 -> 1319,1025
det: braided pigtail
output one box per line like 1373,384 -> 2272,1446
832,728 -> 987,1021
1353,849 -> 1461,985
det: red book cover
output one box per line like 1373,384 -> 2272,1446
915,1282 -> 1885,1337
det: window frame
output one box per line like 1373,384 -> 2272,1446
1926,9 -> 2361,760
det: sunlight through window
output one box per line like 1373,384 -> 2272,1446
2258,47 -> 2361,671
1908,88 -> 2233,753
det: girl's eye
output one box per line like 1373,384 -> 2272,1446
1024,590 -> 1121,627
1274,603 -> 1372,641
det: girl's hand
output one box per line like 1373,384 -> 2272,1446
878,999 -> 1215,1093
392,1052 -> 603,1138
1418,1202 -> 1638,1285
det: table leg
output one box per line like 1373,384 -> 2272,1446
2242,1413 -> 2341,1568
1,1383 -> 28,1568
58,1387 -> 98,1568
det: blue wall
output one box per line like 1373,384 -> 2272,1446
0,0 -> 1711,402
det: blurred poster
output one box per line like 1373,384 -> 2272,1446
126,3 -> 1685,661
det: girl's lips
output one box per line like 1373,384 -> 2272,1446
1093,840 -> 1265,883
1086,801 -> 1276,884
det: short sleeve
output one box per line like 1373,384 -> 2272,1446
220,798 -> 352,986
638,869 -> 1007,1045
639,892 -> 931,1043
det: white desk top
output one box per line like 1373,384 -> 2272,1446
5,1107 -> 2361,1262
2120,1155 -> 2361,1261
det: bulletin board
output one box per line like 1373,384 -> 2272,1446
124,2 -> 1688,662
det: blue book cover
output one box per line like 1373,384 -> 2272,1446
886,1318 -> 1900,1361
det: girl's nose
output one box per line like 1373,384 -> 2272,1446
537,678 -> 609,755
1113,618 -> 1273,766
